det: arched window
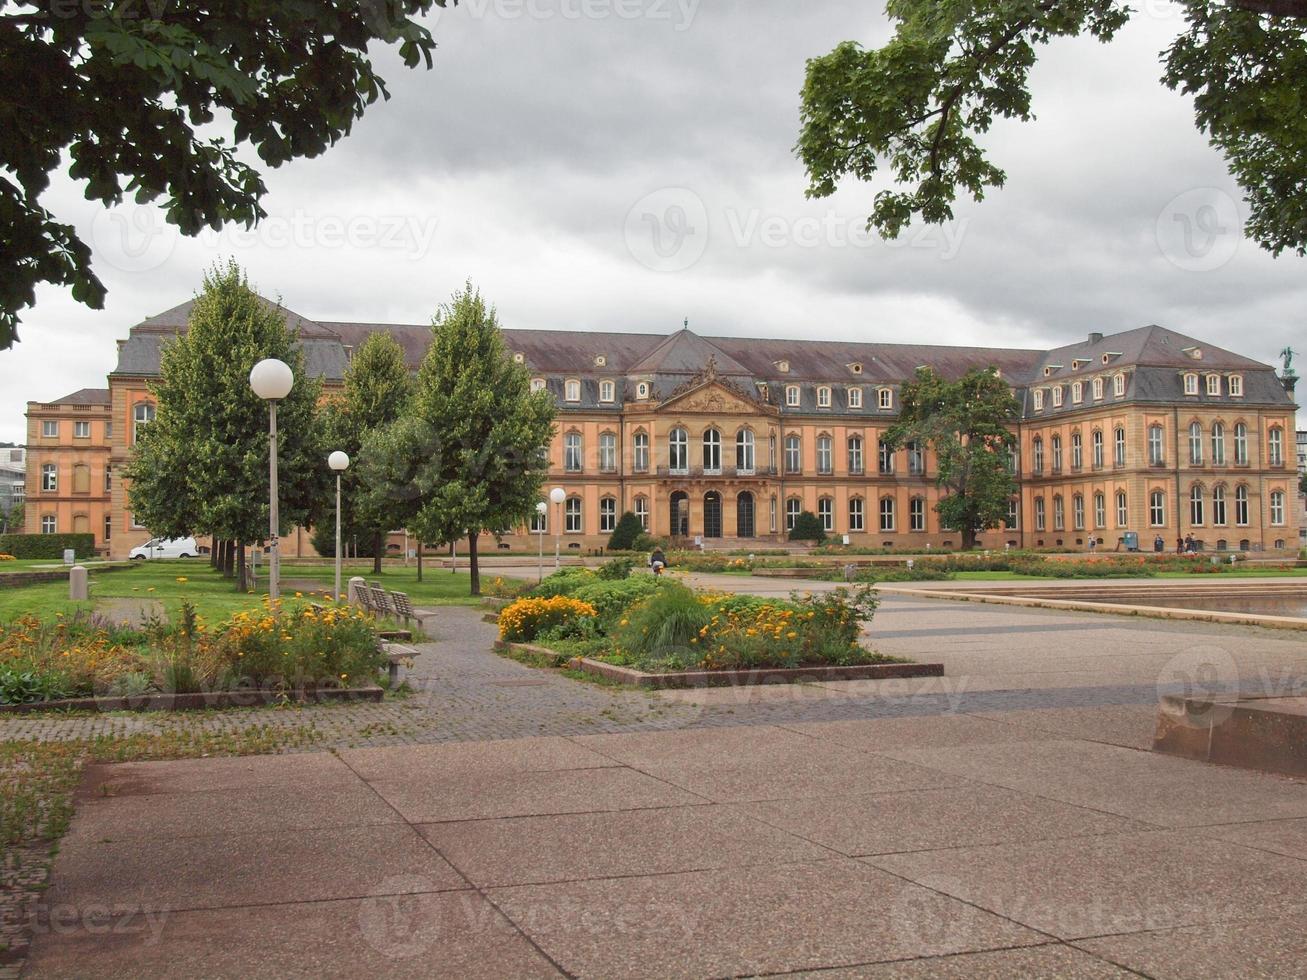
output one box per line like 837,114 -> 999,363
784,434 -> 801,474
1114,426 -> 1126,467
1234,423 -> 1248,465
1190,485 -> 1205,526
1211,485 -> 1226,526
564,432 -> 583,472
1235,485 -> 1250,526
1184,373 -> 1199,396
1148,425 -> 1165,466
702,428 -> 722,473
847,435 -> 864,475
736,429 -> 755,474
816,434 -> 833,474
669,427 -> 689,474
1072,493 -> 1085,531
530,377 -> 546,394
1189,421 -> 1203,465
910,496 -> 926,532
1092,377 -> 1104,400
1149,489 -> 1166,527
1034,496 -> 1046,531
736,492 -> 756,538
1033,390 -> 1045,411
1071,381 -> 1083,404
1053,494 -> 1065,530
848,497 -> 864,531
1032,437 -> 1044,474
1116,491 -> 1128,528
1211,422 -> 1225,465
1268,427 -> 1284,466
878,496 -> 896,532
816,386 -> 832,408
599,496 -> 617,533
1093,492 -> 1106,529
1113,373 -> 1126,397
1092,430 -> 1104,468
1270,489 -> 1286,525
817,497 -> 834,531
633,431 -> 650,472
565,496 -> 583,533
599,380 -> 615,403
599,432 -> 617,472
564,379 -> 581,402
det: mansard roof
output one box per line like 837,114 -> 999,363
46,388 -> 111,406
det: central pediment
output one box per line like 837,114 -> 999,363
657,379 -> 773,416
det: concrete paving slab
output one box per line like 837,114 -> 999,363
418,804 -> 832,887
362,765 -> 707,823
488,859 -> 1043,978
77,752 -> 358,798
780,714 -> 1062,751
336,735 -> 620,780
1198,816 -> 1307,861
786,943 -> 1135,978
24,892 -> 561,979
1074,912 -> 1307,979
735,784 -> 1147,856
48,824 -> 466,913
569,724 -> 824,767
61,781 -> 404,846
969,705 -> 1160,750
867,829 -> 1307,939
880,738 -> 1307,827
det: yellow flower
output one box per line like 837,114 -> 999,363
176,576 -> 188,584
146,587 -> 155,593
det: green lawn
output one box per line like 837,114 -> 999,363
0,558 -> 516,625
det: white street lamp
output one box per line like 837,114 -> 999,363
328,451 -> 350,602
535,500 -> 547,583
249,358 -> 294,602
549,486 -> 566,571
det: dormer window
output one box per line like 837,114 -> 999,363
1051,386 -> 1064,408
848,362 -> 863,375
512,352 -> 525,365
599,380 -> 615,403
1092,377 -> 1104,400
878,387 -> 893,410
776,360 -> 790,374
816,386 -> 832,408
530,377 -> 546,394
1113,373 -> 1126,397
1071,359 -> 1089,371
1043,364 -> 1063,377
594,355 -> 607,367
1033,389 -> 1045,411
1071,382 -> 1083,404
564,379 -> 581,402
1206,374 -> 1221,396
636,381 -> 650,400
1183,346 -> 1202,360
1228,374 -> 1243,397
785,384 -> 800,407
848,387 -> 862,409
1184,373 -> 1199,395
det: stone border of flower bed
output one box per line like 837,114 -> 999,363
0,685 -> 383,714
495,640 -> 942,688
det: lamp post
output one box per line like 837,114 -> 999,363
549,486 -> 566,571
328,451 -> 350,601
249,358 -> 294,602
535,501 -> 547,583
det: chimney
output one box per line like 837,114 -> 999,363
1088,332 -> 1103,345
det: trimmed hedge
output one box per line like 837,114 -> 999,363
0,533 -> 96,560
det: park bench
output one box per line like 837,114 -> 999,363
368,584 -> 394,617
381,641 -> 418,687
390,591 -> 419,624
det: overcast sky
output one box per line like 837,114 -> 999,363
2,0 -> 1304,445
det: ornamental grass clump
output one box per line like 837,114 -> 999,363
498,595 -> 599,643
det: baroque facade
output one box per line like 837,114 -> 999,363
25,298 -> 1300,558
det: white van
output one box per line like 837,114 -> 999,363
128,537 -> 200,560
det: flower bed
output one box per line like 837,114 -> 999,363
497,568 -> 911,676
0,599 -> 387,708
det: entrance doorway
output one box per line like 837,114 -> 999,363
736,491 -> 755,538
703,492 -> 723,538
670,491 -> 689,537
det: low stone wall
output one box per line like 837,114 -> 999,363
0,685 -> 383,715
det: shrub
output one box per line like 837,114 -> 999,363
596,556 -> 635,580
788,511 -> 826,543
0,554 -> 15,561
0,533 -> 96,560
570,577 -> 660,624
529,568 -> 597,599
498,596 -> 598,643
607,512 -> 646,552
612,582 -> 712,656
631,533 -> 668,553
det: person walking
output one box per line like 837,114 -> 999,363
649,546 -> 668,576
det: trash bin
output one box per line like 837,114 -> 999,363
1123,531 -> 1139,553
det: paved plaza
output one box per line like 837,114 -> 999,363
15,578 -> 1307,977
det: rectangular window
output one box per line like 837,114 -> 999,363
103,513 -> 112,541
786,498 -> 801,531
564,433 -> 583,472
1206,375 -> 1221,396
1073,495 -> 1085,531
785,385 -> 800,407
878,440 -> 894,475
600,498 -> 616,533
1116,493 -> 1128,528
847,387 -> 862,409
908,442 -> 924,476
1114,428 -> 1126,467
1092,378 -> 1104,400
1228,375 -> 1243,397
910,497 -> 926,532
816,437 -> 832,475
42,420 -> 58,438
1052,386 -> 1063,408
879,497 -> 895,532
530,508 -> 547,533
565,497 -> 582,533
784,437 -> 801,475
104,467 -> 112,492
1148,426 -> 1164,466
564,379 -> 581,402
818,498 -> 833,532
817,387 -> 831,409
41,515 -> 56,534
1035,497 -> 1046,531
1184,374 -> 1199,395
599,433 -> 616,472
74,420 -> 91,438
1094,494 -> 1106,529
1270,491 -> 1285,526
41,463 -> 56,491
1006,499 -> 1019,530
848,498 -> 864,532
635,497 -> 649,530
878,388 -> 893,410
599,380 -> 615,403
633,433 -> 649,472
1071,382 -> 1083,404
1113,374 -> 1126,397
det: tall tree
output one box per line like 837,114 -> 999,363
364,284 -> 555,596
798,1 -> 1307,256
884,367 -> 1019,551
124,261 -> 329,587
322,332 -> 413,573
0,0 -> 455,350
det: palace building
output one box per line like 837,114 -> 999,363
25,298 -> 1300,558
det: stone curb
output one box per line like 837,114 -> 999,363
0,686 -> 384,715
568,656 -> 942,690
